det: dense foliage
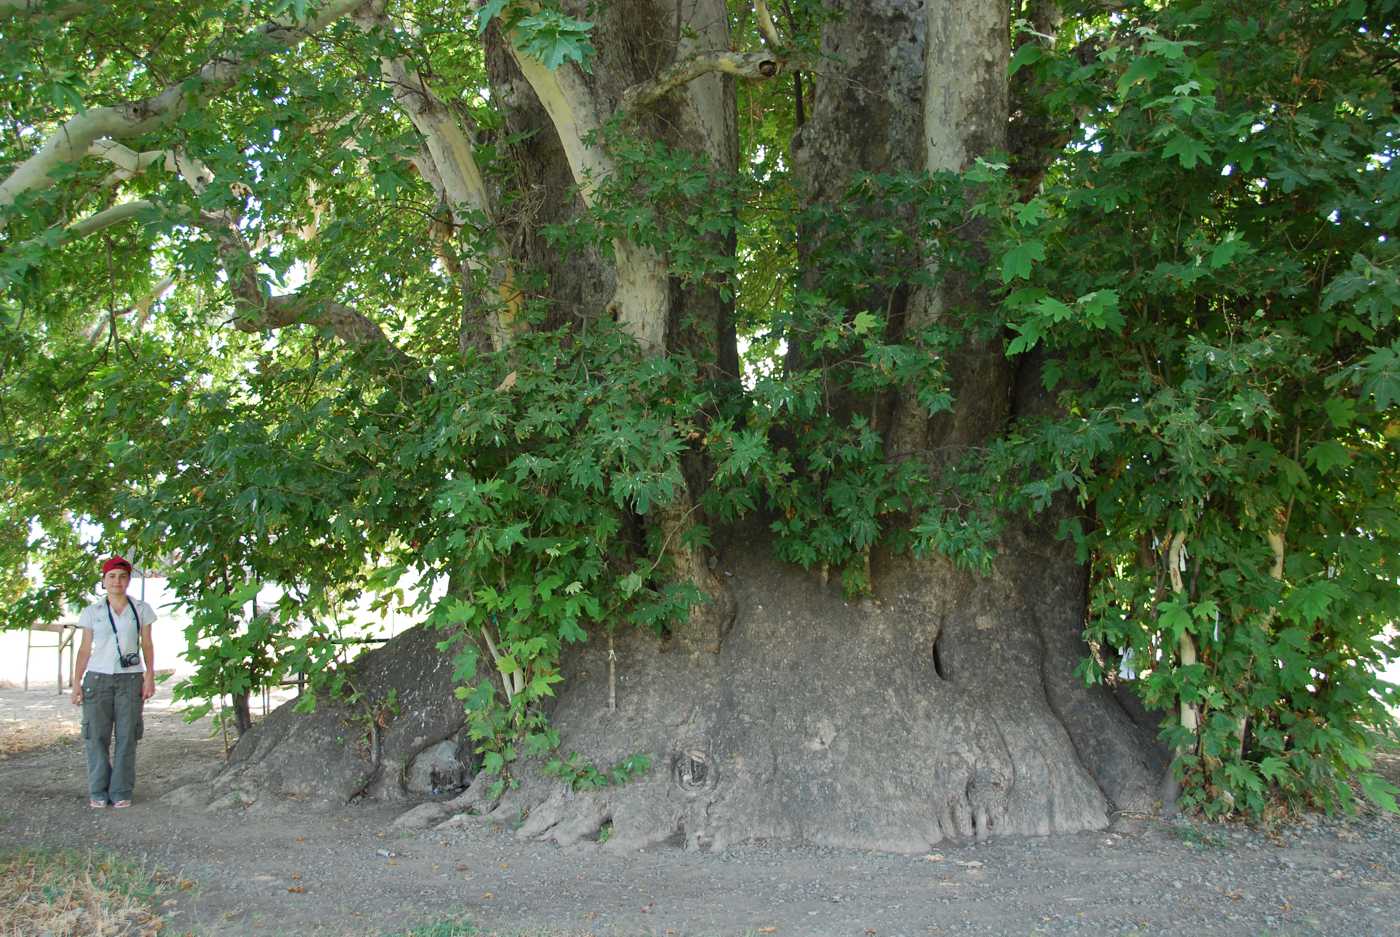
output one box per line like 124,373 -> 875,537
2,0 -> 1396,817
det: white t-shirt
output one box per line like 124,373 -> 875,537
77,597 -> 156,675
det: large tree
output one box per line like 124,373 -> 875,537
3,0 -> 1397,849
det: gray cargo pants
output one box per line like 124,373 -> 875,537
81,671 -> 144,803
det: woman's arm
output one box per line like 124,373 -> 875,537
70,629 -> 93,705
140,623 -> 155,700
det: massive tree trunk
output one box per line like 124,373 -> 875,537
200,0 -> 1167,849
471,0 -> 1165,851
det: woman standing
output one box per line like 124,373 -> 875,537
70,555 -> 157,808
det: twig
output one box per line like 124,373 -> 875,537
607,632 -> 617,713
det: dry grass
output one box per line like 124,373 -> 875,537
0,848 -> 169,937
0,719 -> 79,758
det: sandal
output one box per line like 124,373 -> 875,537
89,799 -> 107,809
111,800 -> 132,809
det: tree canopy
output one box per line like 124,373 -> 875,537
2,0 -> 1398,821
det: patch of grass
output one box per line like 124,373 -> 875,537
1173,824 -> 1228,849
389,924 -> 620,937
0,717 -> 80,758
0,847 -> 171,936
393,920 -> 478,937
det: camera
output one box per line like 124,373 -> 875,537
118,651 -> 140,669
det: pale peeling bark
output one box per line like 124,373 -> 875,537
752,0 -> 783,49
61,199 -> 158,240
1167,531 -> 1200,737
508,37 -> 671,355
618,51 -> 793,113
889,0 -> 1011,456
354,3 -> 521,352
923,0 -> 1009,172
0,0 -> 366,225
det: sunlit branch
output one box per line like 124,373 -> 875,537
752,0 -> 783,49
0,0 -> 367,225
86,275 -> 175,345
87,140 -> 216,190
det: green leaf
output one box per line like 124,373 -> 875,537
1359,772 -> 1400,813
1076,290 -> 1124,331
1304,440 -> 1349,476
1001,240 -> 1046,284
514,11 -> 596,71
1322,397 -> 1356,428
1162,134 -> 1210,169
1008,42 -> 1044,78
1117,55 -> 1163,97
476,0 -> 510,34
1208,234 -> 1247,269
1258,756 -> 1289,783
1158,600 -> 1194,642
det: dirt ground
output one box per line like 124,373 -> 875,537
2,683 -> 1398,937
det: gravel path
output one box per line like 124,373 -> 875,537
2,684 -> 1398,937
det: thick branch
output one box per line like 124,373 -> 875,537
262,293 -> 413,359
64,199 -> 155,239
87,140 -> 215,190
185,207 -> 417,373
353,8 -> 490,219
508,41 -> 670,355
1166,530 -> 1199,738
752,0 -> 783,49
619,51 -> 800,113
354,6 -> 519,352
0,0 -> 365,224
3,197 -> 179,267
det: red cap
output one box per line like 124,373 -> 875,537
101,555 -> 133,576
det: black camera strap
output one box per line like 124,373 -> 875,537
103,598 -> 139,667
